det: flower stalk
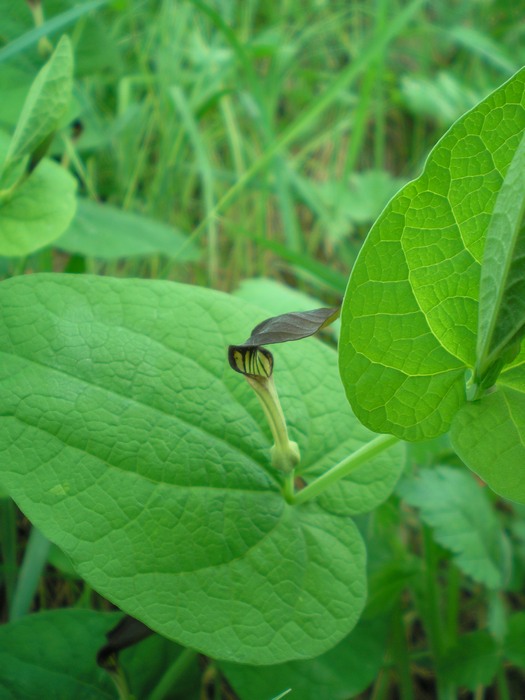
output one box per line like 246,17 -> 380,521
245,372 -> 300,474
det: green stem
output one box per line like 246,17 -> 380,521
444,563 -> 460,649
246,374 -> 299,473
370,668 -> 391,700
292,434 -> 399,506
9,527 -> 51,621
106,664 -> 134,700
390,603 -> 415,700
0,498 -> 18,613
496,667 -> 511,700
282,470 -> 295,504
422,527 -> 441,656
422,527 -> 455,700
148,649 -> 197,700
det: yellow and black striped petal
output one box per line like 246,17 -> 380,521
228,345 -> 274,378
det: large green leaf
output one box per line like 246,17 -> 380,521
0,610 -> 117,699
3,35 -> 73,172
398,466 -> 508,588
56,198 -> 200,260
0,274 -> 402,664
0,133 -> 77,256
220,616 -> 388,700
339,67 -> 525,440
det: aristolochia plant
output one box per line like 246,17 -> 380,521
0,275 -> 404,664
339,65 -> 525,503
0,53 -> 523,671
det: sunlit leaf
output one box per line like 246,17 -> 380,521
340,67 -> 525,440
0,274 -> 403,664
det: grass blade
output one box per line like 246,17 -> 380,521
9,527 -> 51,621
0,0 -> 108,64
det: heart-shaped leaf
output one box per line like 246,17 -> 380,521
339,67 -> 525,440
0,274 -> 403,664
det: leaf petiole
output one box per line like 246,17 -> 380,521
291,433 -> 400,505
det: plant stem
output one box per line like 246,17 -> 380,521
0,498 -> 17,613
108,664 -> 134,700
390,603 -> 415,700
246,374 -> 299,473
422,527 -> 456,700
148,648 -> 197,700
9,526 -> 50,621
292,434 -> 399,505
282,470 -> 295,504
496,667 -> 511,700
445,563 -> 460,648
370,668 -> 391,700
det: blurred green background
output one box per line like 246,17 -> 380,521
2,0 -> 523,296
1,2 -> 525,699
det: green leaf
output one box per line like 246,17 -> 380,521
0,66 -> 33,130
440,630 -> 500,691
0,1 -> 107,65
451,381 -> 525,504
0,610 -> 118,699
398,466 -> 507,588
56,198 -> 201,261
476,131 -> 525,382
220,616 -> 388,700
339,67 -> 525,440
3,35 -> 73,172
0,132 -> 77,256
0,274 -> 404,664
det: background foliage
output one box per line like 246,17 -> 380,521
1,0 -> 525,698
